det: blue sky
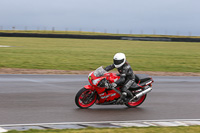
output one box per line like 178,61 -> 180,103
0,0 -> 200,36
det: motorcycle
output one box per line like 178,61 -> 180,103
75,66 -> 154,109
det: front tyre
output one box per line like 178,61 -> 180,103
75,88 -> 97,109
125,95 -> 146,108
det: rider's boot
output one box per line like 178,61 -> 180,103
116,92 -> 127,104
126,90 -> 134,100
117,90 -> 134,104
119,79 -> 135,103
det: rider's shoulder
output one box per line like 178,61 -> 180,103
123,62 -> 131,69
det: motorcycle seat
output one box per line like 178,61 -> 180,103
130,83 -> 140,90
135,74 -> 151,83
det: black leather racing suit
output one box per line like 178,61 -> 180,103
104,62 -> 135,94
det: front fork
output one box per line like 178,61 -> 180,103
83,85 -> 97,103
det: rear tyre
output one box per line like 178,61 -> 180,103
125,94 -> 146,108
75,88 -> 97,109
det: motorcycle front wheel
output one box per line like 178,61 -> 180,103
75,87 -> 97,109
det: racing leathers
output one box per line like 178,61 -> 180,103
104,62 -> 135,102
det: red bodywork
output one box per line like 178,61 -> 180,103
85,71 -> 121,104
84,69 -> 154,105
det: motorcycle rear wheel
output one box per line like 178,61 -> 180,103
125,94 -> 146,108
75,87 -> 97,109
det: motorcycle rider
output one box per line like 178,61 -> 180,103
104,53 -> 135,103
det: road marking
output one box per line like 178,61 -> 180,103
0,45 -> 11,47
182,121 -> 200,126
0,127 -> 7,133
112,122 -> 150,127
1,119 -> 200,132
1,119 -> 200,127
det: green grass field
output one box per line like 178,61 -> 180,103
0,37 -> 200,72
6,126 -> 200,133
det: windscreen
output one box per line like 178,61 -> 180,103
93,66 -> 107,77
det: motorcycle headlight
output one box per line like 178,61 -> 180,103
92,78 -> 101,85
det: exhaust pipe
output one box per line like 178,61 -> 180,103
131,86 -> 152,101
135,86 -> 152,98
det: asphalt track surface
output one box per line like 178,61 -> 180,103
0,74 -> 200,125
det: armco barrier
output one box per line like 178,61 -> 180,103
0,32 -> 200,42
0,32 -> 121,40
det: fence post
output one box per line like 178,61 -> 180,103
177,31 -> 179,36
153,29 -> 156,35
37,27 -> 40,32
116,29 -> 119,34
12,26 -> 15,31
130,30 -> 132,34
165,30 -> 167,35
140,30 -> 143,34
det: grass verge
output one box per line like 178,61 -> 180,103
0,37 -> 200,72
6,126 -> 200,133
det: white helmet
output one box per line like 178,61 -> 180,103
113,53 -> 126,68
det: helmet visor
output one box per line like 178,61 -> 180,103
113,59 -> 124,65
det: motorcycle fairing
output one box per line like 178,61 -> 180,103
104,73 -> 120,83
96,88 -> 121,104
84,85 -> 95,90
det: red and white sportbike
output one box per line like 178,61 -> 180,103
75,66 -> 153,109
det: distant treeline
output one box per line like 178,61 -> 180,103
0,32 -> 200,42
